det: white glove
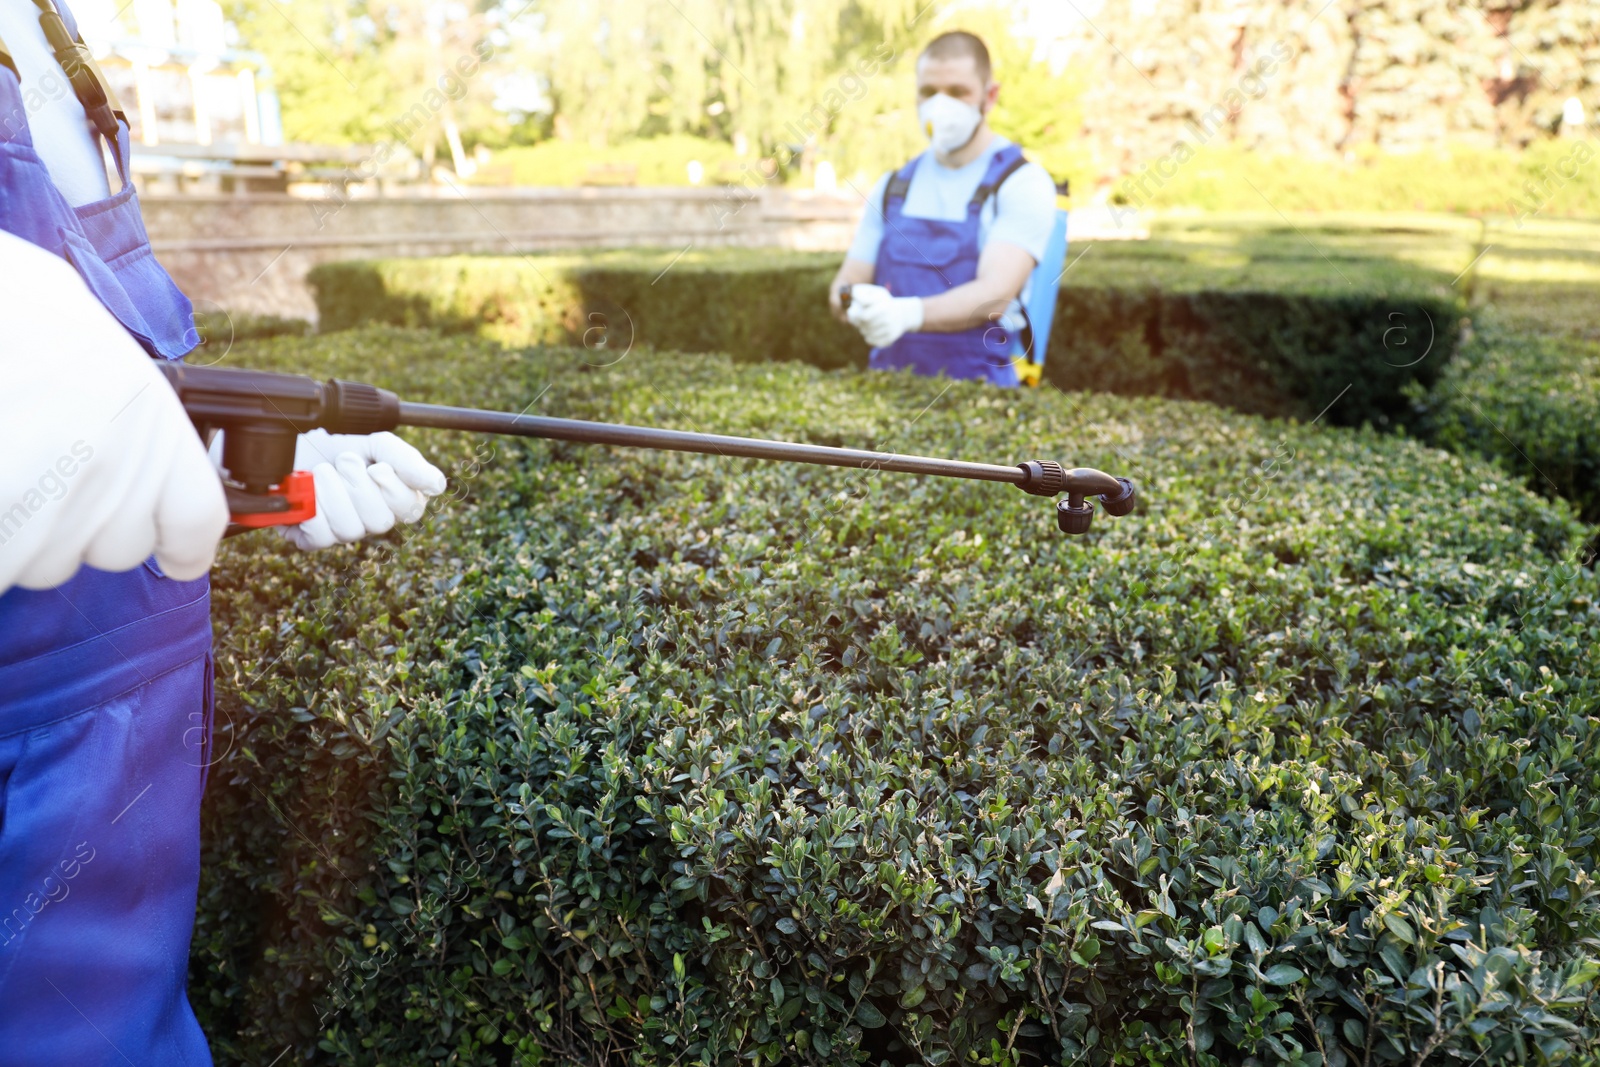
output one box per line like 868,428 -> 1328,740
277,429 -> 446,551
846,283 -> 924,348
0,230 -> 228,594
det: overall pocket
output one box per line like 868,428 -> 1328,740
878,219 -> 979,295
56,224 -> 197,359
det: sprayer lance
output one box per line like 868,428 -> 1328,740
157,362 -> 1137,537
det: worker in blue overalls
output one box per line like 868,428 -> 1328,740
830,30 -> 1064,388
0,2 -> 447,1061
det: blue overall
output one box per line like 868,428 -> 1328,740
868,143 -> 1027,388
0,3 -> 215,1064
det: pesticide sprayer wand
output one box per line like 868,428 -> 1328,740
157,362 -> 1137,537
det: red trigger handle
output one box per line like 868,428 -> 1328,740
226,470 -> 317,531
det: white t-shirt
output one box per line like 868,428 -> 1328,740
0,1 -> 113,205
846,135 -> 1058,268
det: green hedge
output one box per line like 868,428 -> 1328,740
1047,287 -> 1456,428
1417,327 -> 1600,525
191,310 -> 313,350
472,135 -> 746,188
308,249 -> 864,371
194,325 -> 1600,1066
308,242 -> 1463,428
1468,220 -> 1600,341
1107,142 -> 1600,218
475,137 -> 1600,218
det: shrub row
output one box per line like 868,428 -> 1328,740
470,135 -> 745,188
1106,141 -> 1600,219
1415,326 -> 1600,525
193,309 -> 313,349
308,250 -> 864,372
308,243 -> 1464,428
194,325 -> 1600,1067
467,139 -> 1600,221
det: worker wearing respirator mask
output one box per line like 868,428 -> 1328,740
829,30 -> 1059,387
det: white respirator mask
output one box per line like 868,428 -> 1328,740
918,92 -> 985,155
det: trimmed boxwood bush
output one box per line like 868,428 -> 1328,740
194,326 -> 1600,1067
307,242 -> 1463,428
1048,287 -> 1456,427
1417,326 -> 1600,526
308,250 -> 864,371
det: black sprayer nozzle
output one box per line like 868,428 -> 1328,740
1057,498 -> 1094,535
1101,478 -> 1137,517
1016,462 -> 1138,537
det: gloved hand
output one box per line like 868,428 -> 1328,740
845,283 -> 924,348
279,429 -> 447,550
0,230 -> 228,594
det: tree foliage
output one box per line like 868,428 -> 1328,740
223,1 -> 1600,197
527,0 -> 1081,183
225,0 -> 1083,184
226,0 -> 502,165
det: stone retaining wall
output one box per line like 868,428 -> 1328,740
142,186 -> 864,322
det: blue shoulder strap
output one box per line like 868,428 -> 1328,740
880,154 -> 921,217
970,143 -> 1028,211
881,141 -> 1028,217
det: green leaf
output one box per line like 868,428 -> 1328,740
1245,922 -> 1268,958
1262,964 -> 1306,986
1384,914 -> 1417,945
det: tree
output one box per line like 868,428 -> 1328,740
227,0 -> 502,170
